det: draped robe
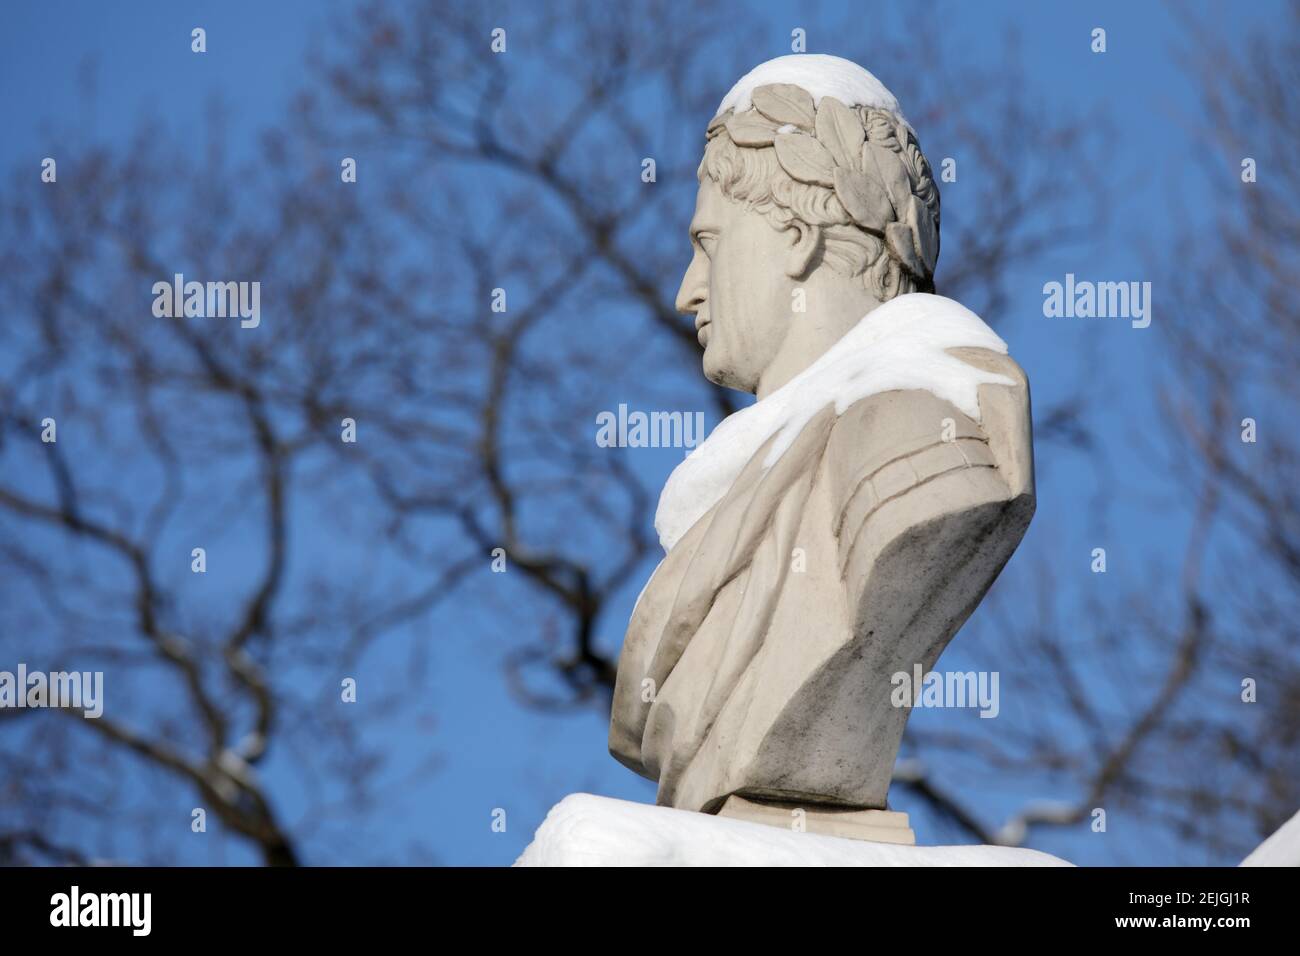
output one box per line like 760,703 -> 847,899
609,294 -> 1035,813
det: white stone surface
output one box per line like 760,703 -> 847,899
613,53 -> 1033,817
515,794 -> 1073,867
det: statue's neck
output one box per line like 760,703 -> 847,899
756,306 -> 876,400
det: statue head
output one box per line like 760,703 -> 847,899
676,55 -> 940,396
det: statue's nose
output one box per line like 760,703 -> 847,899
677,286 -> 706,317
675,258 -> 708,315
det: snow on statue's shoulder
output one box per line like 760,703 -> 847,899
515,794 -> 1073,867
654,293 -> 1014,551
717,53 -> 906,122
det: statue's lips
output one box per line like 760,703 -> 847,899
696,319 -> 710,347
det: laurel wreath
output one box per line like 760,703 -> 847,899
706,83 -> 939,288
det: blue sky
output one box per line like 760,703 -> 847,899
0,0 -> 1283,866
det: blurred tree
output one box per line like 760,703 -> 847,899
299,0 -> 1102,701
885,6 -> 1300,859
2,0 -> 1290,866
295,0 -> 1106,847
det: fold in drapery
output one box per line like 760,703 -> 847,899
610,406 -> 838,805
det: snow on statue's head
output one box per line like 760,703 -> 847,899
676,54 -> 940,394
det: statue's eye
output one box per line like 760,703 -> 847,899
696,232 -> 718,255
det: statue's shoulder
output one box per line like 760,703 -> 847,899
823,382 -> 979,492
823,346 -> 1033,545
946,346 -> 1030,396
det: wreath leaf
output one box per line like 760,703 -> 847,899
863,142 -> 913,219
774,133 -> 836,187
833,168 -> 893,230
886,221 -> 927,279
908,194 -> 939,274
814,96 -> 865,170
724,114 -> 778,147
750,83 -> 816,131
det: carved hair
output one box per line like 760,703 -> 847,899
699,83 -> 940,299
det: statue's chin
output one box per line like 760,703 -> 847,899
702,349 -> 756,395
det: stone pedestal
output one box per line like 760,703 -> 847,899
514,794 -> 1072,867
716,794 -> 915,844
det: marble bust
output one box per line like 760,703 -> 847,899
608,55 -> 1035,837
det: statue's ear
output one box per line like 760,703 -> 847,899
784,221 -> 821,279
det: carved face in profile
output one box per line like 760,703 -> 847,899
675,178 -> 818,394
675,81 -> 940,397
